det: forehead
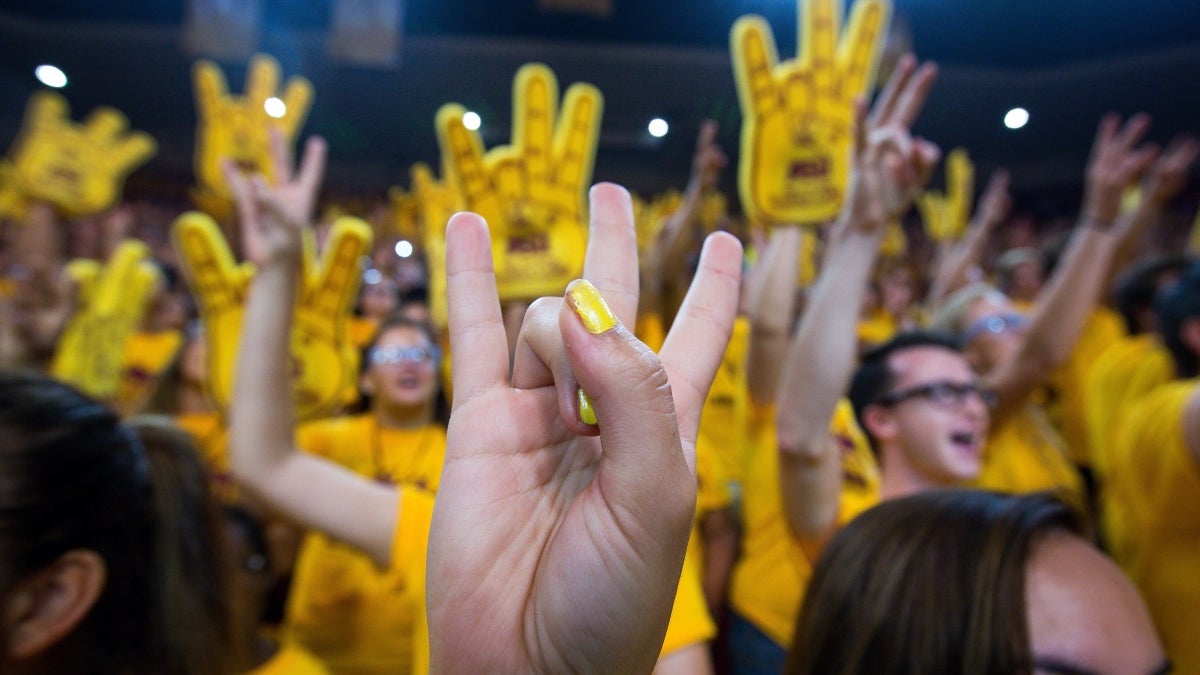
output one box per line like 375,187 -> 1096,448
374,325 -> 431,347
887,345 -> 975,387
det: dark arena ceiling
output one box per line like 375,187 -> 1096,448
1,0 -> 1198,216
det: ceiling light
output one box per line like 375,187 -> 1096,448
395,240 -> 414,258
35,64 -> 67,88
463,111 -> 481,131
648,117 -> 669,138
264,97 -> 287,118
1004,107 -> 1029,130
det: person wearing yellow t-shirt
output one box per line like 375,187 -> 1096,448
1087,255 -> 1191,485
1102,262 -> 1200,673
226,141 -> 742,675
286,316 -> 446,674
730,62 -> 941,672
773,68 -> 1157,670
113,264 -> 191,416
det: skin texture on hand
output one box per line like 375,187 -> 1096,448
731,0 -> 891,226
436,63 -> 603,300
427,183 -> 742,673
8,92 -> 156,217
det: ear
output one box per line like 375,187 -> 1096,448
862,404 -> 899,447
1180,316 -> 1200,358
3,550 -> 106,660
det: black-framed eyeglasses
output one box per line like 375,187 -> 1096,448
369,345 -> 441,367
875,380 -> 996,410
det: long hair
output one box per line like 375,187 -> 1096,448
789,490 -> 1084,675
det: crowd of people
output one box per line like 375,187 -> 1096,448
0,6 -> 1199,675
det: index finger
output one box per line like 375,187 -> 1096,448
514,64 -> 557,189
445,212 -> 510,408
837,0 -> 890,101
801,0 -> 839,94
245,54 -> 282,104
192,61 -> 228,120
731,16 -> 782,118
659,232 -> 744,444
583,183 -> 639,328
551,83 -> 603,198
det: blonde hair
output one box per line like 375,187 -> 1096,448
928,282 -> 1002,336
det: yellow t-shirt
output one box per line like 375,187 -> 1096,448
286,418 -> 444,674
659,552 -> 717,657
728,400 -> 879,647
1085,334 -> 1174,484
975,403 -> 1085,509
115,329 -> 183,414
250,643 -> 331,675
697,315 -> 751,482
297,415 -> 446,491
856,309 -> 896,351
1104,380 -> 1200,674
1045,307 -> 1125,465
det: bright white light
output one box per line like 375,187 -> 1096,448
463,111 -> 481,131
363,268 -> 383,285
264,97 -> 287,118
35,64 -> 67,89
1004,107 -> 1029,130
648,118 -> 669,138
394,240 -> 414,258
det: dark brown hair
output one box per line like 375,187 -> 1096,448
788,490 -> 1084,675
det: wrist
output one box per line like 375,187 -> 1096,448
1081,212 -> 1116,231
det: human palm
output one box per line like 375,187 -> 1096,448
428,184 -> 742,672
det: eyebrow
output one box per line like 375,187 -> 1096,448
1032,657 -> 1172,675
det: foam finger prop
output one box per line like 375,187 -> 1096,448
917,148 -> 973,242
192,54 -> 313,215
172,211 -> 370,420
51,240 -> 161,399
7,92 -> 156,217
436,63 -> 603,300
731,0 -> 890,227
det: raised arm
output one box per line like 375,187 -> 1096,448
744,225 -> 803,406
985,114 -> 1159,415
227,132 -> 397,568
926,169 -> 1011,305
776,55 -> 940,541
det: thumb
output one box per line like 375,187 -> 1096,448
559,279 -> 694,528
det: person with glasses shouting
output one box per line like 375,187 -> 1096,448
771,55 -> 1167,669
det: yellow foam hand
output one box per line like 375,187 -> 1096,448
192,54 -> 313,206
411,162 -> 461,330
917,148 -> 974,242
797,228 -> 820,286
51,240 -> 161,399
172,211 -> 370,420
7,92 -> 156,217
731,0 -> 891,226
436,62 -> 603,300
0,161 -> 26,221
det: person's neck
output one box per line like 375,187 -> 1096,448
178,383 -> 214,415
879,446 -> 945,501
373,401 -> 433,429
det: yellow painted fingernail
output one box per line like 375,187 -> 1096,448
566,279 -> 617,334
578,388 -> 597,425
